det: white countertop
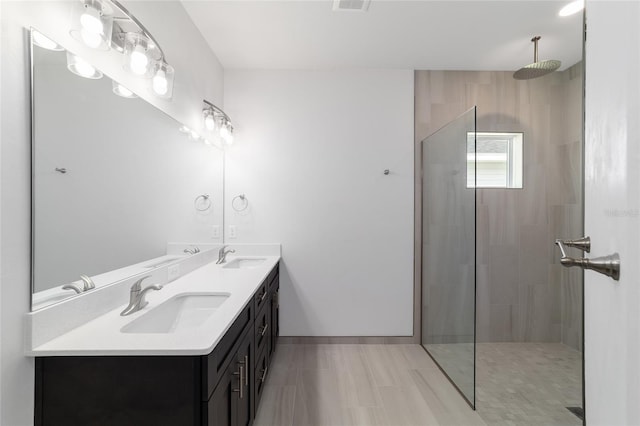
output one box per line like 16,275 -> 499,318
27,255 -> 280,357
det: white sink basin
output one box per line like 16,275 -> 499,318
222,258 -> 266,269
121,292 -> 230,334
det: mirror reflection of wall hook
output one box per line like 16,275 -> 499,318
232,194 -> 249,212
194,194 -> 212,211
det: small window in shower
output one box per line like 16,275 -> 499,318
467,132 -> 523,188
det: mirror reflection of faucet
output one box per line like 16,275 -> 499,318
61,274 -> 96,294
184,246 -> 201,255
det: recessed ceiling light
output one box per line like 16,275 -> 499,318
559,0 -> 584,17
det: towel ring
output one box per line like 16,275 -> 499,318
232,194 -> 249,212
194,194 -> 212,211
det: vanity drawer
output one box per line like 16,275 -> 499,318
203,303 -> 252,400
254,280 -> 269,314
254,302 -> 271,363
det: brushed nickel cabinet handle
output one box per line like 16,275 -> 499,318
260,365 -> 268,383
260,323 -> 269,337
233,365 -> 244,399
260,290 -> 267,301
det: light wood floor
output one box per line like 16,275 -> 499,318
254,344 -> 486,426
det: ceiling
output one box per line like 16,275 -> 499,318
181,0 -> 583,71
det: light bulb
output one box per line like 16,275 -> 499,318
80,28 -> 102,48
32,31 -> 63,51
74,57 -> 97,78
559,0 -> 584,16
225,132 -> 234,145
130,45 -> 148,75
179,125 -> 190,133
190,130 -> 200,140
80,5 -> 104,34
113,82 -> 137,98
204,113 -> 215,131
220,123 -> 233,145
152,69 -> 168,95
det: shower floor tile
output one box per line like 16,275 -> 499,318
476,342 -> 582,426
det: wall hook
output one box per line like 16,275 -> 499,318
55,168 -> 67,174
383,169 -> 390,175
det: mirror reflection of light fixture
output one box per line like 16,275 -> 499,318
559,0 -> 584,16
32,30 -> 65,51
112,80 -> 137,98
221,121 -> 234,145
202,99 -> 234,146
151,61 -> 174,99
66,51 -> 103,79
123,32 -> 160,77
69,0 -> 114,50
68,0 -> 175,99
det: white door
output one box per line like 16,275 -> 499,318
584,1 -> 640,424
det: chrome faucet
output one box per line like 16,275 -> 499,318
62,274 -> 96,294
120,276 -> 163,316
216,245 -> 235,264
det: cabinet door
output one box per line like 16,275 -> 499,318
207,360 -> 239,426
236,328 -> 254,426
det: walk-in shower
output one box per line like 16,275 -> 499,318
416,60 -> 585,425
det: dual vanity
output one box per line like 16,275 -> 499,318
27,245 -> 281,426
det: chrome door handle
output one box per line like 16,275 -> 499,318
555,236 -> 620,281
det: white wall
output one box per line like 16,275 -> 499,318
584,1 -> 640,424
0,2 -> 224,424
224,70 -> 414,336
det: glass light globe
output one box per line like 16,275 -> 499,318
152,70 -> 168,95
130,45 -> 148,75
80,5 -> 104,34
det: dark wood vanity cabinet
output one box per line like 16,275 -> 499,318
35,263 -> 279,426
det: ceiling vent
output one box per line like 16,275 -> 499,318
332,0 -> 371,12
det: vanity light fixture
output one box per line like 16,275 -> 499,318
32,30 -> 65,51
202,99 -> 234,145
69,0 -> 114,50
559,0 -> 584,16
66,51 -> 103,79
112,80 -> 137,98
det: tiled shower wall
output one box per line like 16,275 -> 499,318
416,64 -> 583,350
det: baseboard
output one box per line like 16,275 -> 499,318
278,336 -> 418,344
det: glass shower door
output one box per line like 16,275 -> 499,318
421,107 -> 476,407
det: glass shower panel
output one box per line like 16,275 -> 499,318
421,107 -> 476,407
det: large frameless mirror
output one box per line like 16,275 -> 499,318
30,28 -> 224,310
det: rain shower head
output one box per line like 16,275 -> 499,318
513,36 -> 561,80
